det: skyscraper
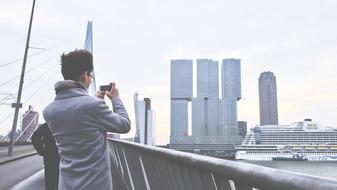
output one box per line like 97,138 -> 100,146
134,93 -> 156,145
237,121 -> 247,137
170,60 -> 193,143
259,71 -> 278,126
192,59 -> 219,141
196,59 -> 219,98
170,60 -> 193,99
170,58 -> 243,157
220,59 -> 241,139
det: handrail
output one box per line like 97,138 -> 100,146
10,139 -> 337,190
108,139 -> 337,190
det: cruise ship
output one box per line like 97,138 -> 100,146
236,119 -> 337,161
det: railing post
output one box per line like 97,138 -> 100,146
138,154 -> 162,190
213,175 -> 233,190
199,172 -> 217,190
124,147 -> 147,189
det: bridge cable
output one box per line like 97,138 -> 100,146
0,42 -> 75,68
23,70 -> 58,104
0,111 -> 14,126
0,55 -> 59,87
27,71 -> 60,109
23,60 -> 59,89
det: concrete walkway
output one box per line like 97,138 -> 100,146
11,170 -> 44,190
0,145 -> 37,164
0,154 -> 43,190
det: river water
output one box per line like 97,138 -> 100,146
239,160 -> 337,180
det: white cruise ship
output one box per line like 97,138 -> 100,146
236,119 -> 337,161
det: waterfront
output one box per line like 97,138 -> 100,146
241,160 -> 337,181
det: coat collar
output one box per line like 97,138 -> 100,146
54,80 -> 88,100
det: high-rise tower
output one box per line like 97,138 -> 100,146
134,93 -> 156,145
192,59 -> 219,141
170,60 -> 193,143
259,71 -> 278,126
220,59 -> 241,139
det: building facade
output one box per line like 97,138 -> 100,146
17,105 -> 39,142
238,121 -> 247,137
196,59 -> 219,98
170,58 -> 243,145
259,71 -> 278,126
193,59 -> 219,141
170,60 -> 193,143
220,59 -> 242,143
134,94 -> 156,145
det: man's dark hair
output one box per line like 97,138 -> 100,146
61,49 -> 93,81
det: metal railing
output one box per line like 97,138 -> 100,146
12,139 -> 337,190
108,139 -> 337,190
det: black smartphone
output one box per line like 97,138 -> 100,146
100,84 -> 112,92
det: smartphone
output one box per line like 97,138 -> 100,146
100,84 -> 112,92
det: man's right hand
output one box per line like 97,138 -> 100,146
106,82 -> 119,99
96,91 -> 105,99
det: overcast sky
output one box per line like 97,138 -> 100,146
1,0 -> 337,144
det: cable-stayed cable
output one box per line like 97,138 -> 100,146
24,61 -> 58,89
0,41 -> 75,68
0,94 -> 15,104
0,55 -> 58,87
0,51 -> 45,68
0,111 -> 14,126
23,70 -> 58,104
29,71 -> 60,108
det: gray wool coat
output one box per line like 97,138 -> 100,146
43,80 -> 131,190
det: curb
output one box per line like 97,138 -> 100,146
0,152 -> 38,165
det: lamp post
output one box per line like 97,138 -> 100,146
8,0 -> 36,156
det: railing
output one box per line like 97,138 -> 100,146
12,139 -> 337,190
108,139 -> 337,190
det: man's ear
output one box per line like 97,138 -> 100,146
78,72 -> 87,82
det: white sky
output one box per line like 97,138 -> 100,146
1,0 -> 337,145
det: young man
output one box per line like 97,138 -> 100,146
31,122 -> 60,190
43,49 -> 131,190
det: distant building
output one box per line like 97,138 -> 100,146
134,93 -> 156,145
259,71 -> 278,126
238,121 -> 247,136
169,58 -> 243,158
193,59 -> 219,141
170,59 -> 193,99
196,59 -> 219,99
84,21 -> 97,96
170,60 -> 193,143
17,105 -> 39,142
220,59 -> 241,142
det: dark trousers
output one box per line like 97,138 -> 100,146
44,159 -> 59,190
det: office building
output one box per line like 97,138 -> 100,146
170,60 -> 193,143
259,71 -> 278,126
134,93 -> 156,145
17,105 -> 39,142
220,59 -> 241,140
238,121 -> 247,137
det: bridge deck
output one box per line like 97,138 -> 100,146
0,145 -> 36,164
0,155 -> 43,190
